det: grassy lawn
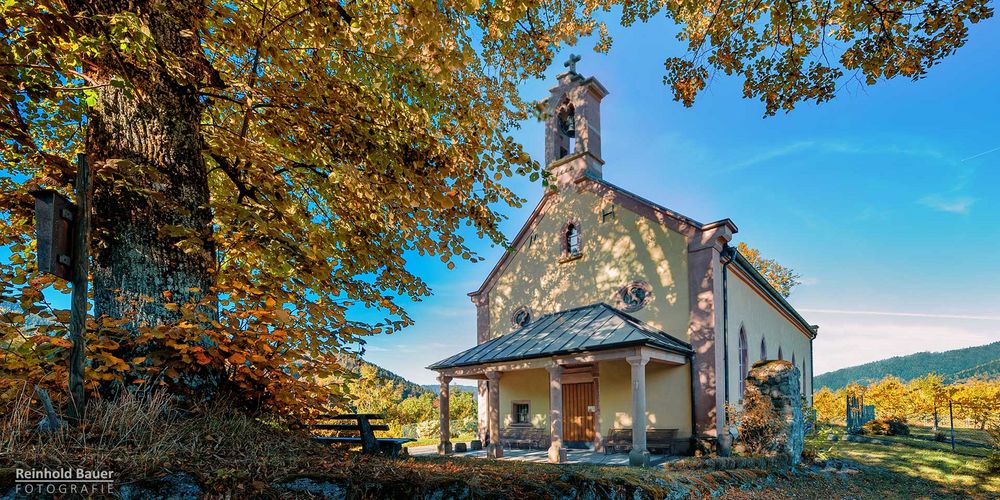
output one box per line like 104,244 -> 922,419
403,434 -> 476,448
906,422 -> 993,447
792,426 -> 999,498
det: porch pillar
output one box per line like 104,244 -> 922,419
627,355 -> 650,466
546,364 -> 567,463
592,367 -> 603,452
485,370 -> 504,458
437,374 -> 453,455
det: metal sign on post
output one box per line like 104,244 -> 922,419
29,189 -> 76,280
30,153 -> 91,423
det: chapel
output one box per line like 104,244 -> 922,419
428,59 -> 817,465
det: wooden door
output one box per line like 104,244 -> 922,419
563,382 -> 595,442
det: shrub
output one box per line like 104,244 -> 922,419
988,423 -> 1000,474
933,431 -> 948,442
736,389 -> 784,456
800,445 -> 818,465
862,416 -> 909,436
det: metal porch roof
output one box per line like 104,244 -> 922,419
427,303 -> 692,370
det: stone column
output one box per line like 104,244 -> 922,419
592,367 -> 603,452
546,364 -> 566,463
438,374 -> 453,455
485,370 -> 504,458
627,355 -> 650,466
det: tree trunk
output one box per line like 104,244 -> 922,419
68,1 -> 218,392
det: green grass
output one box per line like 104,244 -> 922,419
907,422 -> 993,447
403,434 -> 476,448
805,426 -> 998,497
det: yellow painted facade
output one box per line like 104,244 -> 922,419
499,369 -> 550,428
487,187 -> 691,341
725,271 -> 814,405
497,360 -> 693,439
597,360 -> 692,438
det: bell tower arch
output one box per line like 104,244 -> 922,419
543,54 -> 609,186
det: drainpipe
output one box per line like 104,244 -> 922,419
720,246 -> 735,408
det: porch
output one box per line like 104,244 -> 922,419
427,303 -> 695,466
408,444 -> 676,466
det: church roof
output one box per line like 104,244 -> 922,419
427,303 -> 693,370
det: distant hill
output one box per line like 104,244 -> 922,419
335,353 -> 430,399
815,341 -> 1000,391
421,383 -> 478,395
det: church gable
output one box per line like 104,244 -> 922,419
481,185 -> 692,343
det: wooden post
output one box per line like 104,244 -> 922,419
949,398 -> 955,452
67,154 -> 91,424
358,415 -> 378,454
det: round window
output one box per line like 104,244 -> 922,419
511,306 -> 532,328
616,281 -> 652,312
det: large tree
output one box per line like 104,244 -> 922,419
0,0 -> 990,415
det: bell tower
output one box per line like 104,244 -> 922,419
543,54 -> 609,186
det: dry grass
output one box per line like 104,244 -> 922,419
0,383 -> 331,493
0,387 -> 805,497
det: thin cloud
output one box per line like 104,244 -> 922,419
918,194 -> 976,215
961,145 -> 1000,162
800,308 -> 1000,322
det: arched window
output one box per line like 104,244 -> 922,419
555,101 -> 576,159
777,346 -> 783,360
760,337 -> 767,361
565,223 -> 581,255
799,361 -> 804,393
738,327 -> 749,398
802,361 -> 808,394
791,353 -> 796,365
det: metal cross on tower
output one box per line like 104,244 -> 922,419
564,53 -> 581,74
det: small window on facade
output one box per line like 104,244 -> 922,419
778,346 -> 783,361
513,401 -> 530,425
566,224 -> 581,255
791,353 -> 796,365
760,337 -> 767,361
738,327 -> 749,398
511,306 -> 532,328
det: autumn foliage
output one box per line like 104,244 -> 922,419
812,375 -> 1000,430
1,0 -> 994,422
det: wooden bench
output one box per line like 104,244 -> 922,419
604,428 -> 632,454
311,413 -> 414,458
501,426 -> 547,449
647,428 -> 678,455
604,428 -> 677,455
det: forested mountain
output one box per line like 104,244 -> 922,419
815,341 -> 1000,391
335,353 -> 430,399
421,384 -> 479,395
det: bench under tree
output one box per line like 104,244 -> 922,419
312,413 -> 414,458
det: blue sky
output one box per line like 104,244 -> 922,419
364,16 -> 1000,385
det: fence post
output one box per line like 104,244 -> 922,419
948,398 -> 955,452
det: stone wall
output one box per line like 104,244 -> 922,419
740,360 -> 804,464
